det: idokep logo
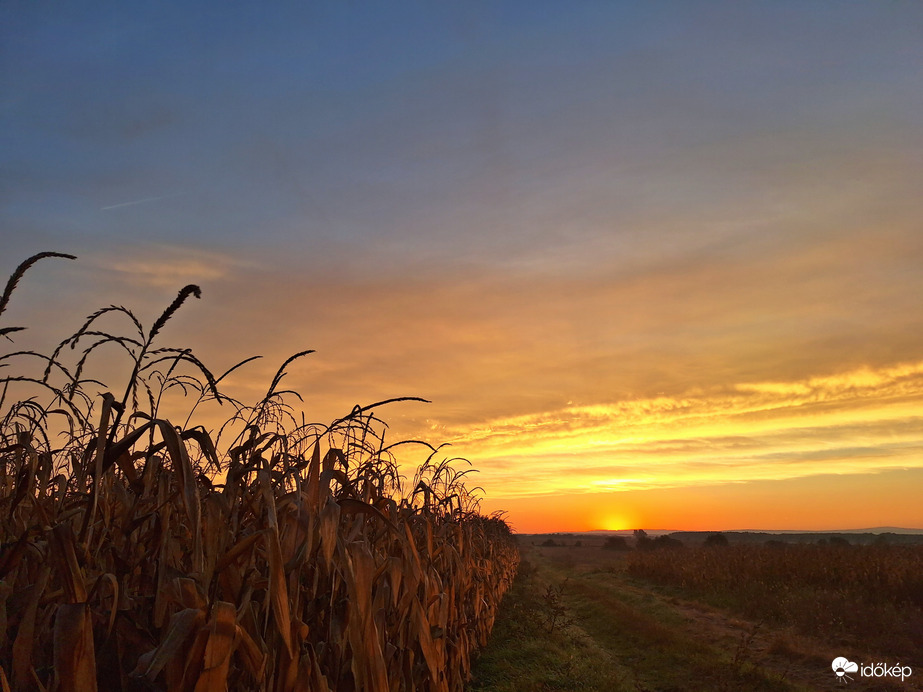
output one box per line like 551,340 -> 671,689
832,657 -> 913,684
832,657 -> 858,683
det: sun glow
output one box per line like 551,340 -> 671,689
432,361 -> 923,500
449,361 -> 923,531
601,516 -> 631,531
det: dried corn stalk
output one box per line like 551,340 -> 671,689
0,254 -> 518,691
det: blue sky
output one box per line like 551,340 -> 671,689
6,2 -> 920,260
3,2 -> 923,530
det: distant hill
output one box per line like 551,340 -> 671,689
528,526 -> 923,536
727,527 -> 923,535
517,528 -> 923,546
667,530 -> 923,546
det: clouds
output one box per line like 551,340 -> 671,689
444,360 -> 923,499
136,208 -> 923,408
97,245 -> 250,288
6,1 -> 923,262
4,2 -> 923,530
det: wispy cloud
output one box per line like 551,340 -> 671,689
92,245 -> 256,290
433,361 -> 923,498
101,192 -> 188,211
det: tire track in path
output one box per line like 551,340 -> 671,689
536,546 -> 919,692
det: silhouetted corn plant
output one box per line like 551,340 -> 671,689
0,253 -> 518,692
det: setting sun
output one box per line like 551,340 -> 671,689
601,516 -> 632,532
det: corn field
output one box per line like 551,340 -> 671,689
0,253 -> 519,691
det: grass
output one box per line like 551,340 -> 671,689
466,558 -> 628,691
470,537 -> 920,691
0,253 -> 518,692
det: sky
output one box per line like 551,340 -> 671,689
3,2 -> 923,532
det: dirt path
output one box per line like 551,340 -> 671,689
660,592 -> 920,692
530,545 -> 920,692
624,583 -> 844,691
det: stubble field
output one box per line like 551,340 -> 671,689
468,535 -> 923,692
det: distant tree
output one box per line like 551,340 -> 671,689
574,540 -> 582,547
633,531 -> 682,551
704,532 -> 729,547
829,536 -> 850,546
633,529 -> 652,551
541,538 -> 558,547
603,535 -> 630,551
652,535 -> 684,550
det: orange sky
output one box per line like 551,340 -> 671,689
480,468 -> 923,534
7,243 -> 922,533
4,4 -> 923,533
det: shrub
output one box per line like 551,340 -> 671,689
603,535 -> 630,551
704,532 -> 729,547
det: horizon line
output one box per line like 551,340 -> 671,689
516,526 -> 923,535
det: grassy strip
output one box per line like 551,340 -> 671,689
468,557 -> 629,691
472,542 -> 832,692
563,572 -> 807,692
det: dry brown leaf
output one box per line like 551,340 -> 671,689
265,528 -> 294,659
52,602 -> 97,692
192,601 -> 237,692
234,623 -> 266,682
318,497 -> 340,572
11,565 -> 49,690
51,523 -> 87,603
132,607 -> 205,681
